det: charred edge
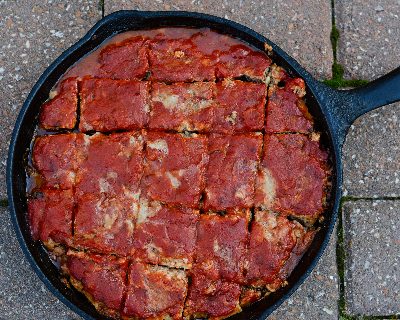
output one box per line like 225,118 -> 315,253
286,213 -> 317,229
74,80 -> 82,131
182,273 -> 192,319
248,207 -> 255,232
120,259 -> 132,315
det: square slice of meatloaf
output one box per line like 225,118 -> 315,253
245,209 -> 315,291
184,270 -> 241,320
266,65 -> 313,133
32,133 -> 85,190
132,198 -> 199,269
141,132 -> 208,208
27,189 -> 73,248
122,262 -> 188,320
79,77 -> 150,132
214,43 -> 271,81
204,133 -> 262,211
255,133 -> 330,225
149,82 -> 216,132
98,36 -> 149,80
75,131 -> 144,197
193,213 -> 249,284
213,80 -> 266,133
63,250 -> 128,319
74,191 -> 138,256
148,37 -> 215,82
39,77 -> 78,130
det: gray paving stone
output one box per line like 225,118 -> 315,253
0,207 -> 82,319
335,0 -> 400,80
343,103 -> 400,198
269,225 -> 339,320
105,0 -> 333,80
0,0 -> 101,199
343,200 -> 400,316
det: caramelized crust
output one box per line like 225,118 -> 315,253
75,132 -> 144,197
266,66 -> 313,133
215,44 -> 271,81
132,200 -> 199,269
204,133 -> 262,211
141,132 -> 208,208
184,270 -> 241,320
79,78 -> 150,132
255,134 -> 329,224
28,189 -> 73,246
149,82 -> 216,132
63,250 -> 128,318
32,133 -> 84,190
98,36 -> 149,80
39,77 -> 78,130
213,80 -> 266,133
149,37 -> 215,82
245,210 -> 314,291
122,262 -> 188,320
193,213 -> 249,283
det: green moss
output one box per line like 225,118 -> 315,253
0,199 -> 8,207
98,0 -> 104,16
331,25 -> 340,59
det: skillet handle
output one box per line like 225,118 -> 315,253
345,66 -> 400,121
310,66 -> 400,149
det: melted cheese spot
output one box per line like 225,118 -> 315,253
48,89 -> 58,99
213,239 -> 220,252
259,168 -> 276,207
147,139 -> 169,155
235,184 -> 249,200
125,219 -> 135,235
103,213 -> 118,229
154,93 -> 179,109
225,111 -> 238,125
99,178 -> 111,193
166,171 -> 181,189
137,198 -> 161,224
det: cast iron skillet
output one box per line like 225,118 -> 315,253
6,10 -> 400,320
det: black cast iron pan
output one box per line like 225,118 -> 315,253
6,10 -> 400,320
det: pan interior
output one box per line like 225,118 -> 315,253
8,11 -> 339,320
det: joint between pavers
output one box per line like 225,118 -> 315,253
338,197 -> 400,320
324,0 -> 368,89
99,0 -> 105,18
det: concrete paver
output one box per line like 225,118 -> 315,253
0,208 -> 82,319
105,0 -> 333,80
343,103 -> 400,198
336,0 -> 400,80
343,200 -> 400,316
270,226 -> 339,320
0,0 -> 101,199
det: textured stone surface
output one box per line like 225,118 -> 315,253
0,208 -> 82,319
0,0 -> 101,199
343,200 -> 400,316
336,0 -> 400,80
269,226 -> 339,320
105,0 -> 333,80
343,103 -> 400,198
